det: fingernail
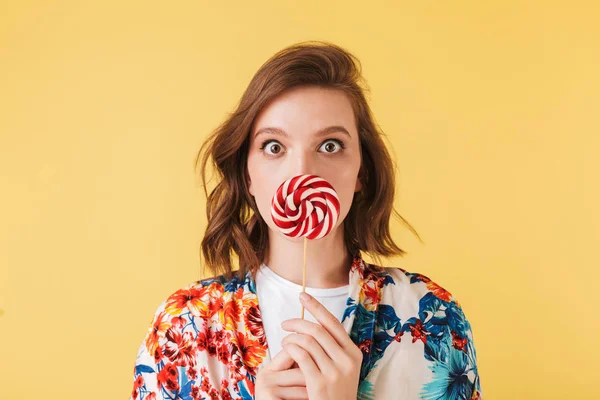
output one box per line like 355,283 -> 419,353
299,292 -> 310,302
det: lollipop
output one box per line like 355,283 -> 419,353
270,174 -> 340,319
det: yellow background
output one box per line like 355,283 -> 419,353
1,1 -> 598,399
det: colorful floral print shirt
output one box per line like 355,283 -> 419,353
129,253 -> 483,399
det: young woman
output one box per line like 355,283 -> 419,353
130,41 -> 483,400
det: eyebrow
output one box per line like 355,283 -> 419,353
253,125 -> 351,139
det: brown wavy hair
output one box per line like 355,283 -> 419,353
194,40 -> 421,281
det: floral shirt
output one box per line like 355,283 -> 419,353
130,253 -> 483,399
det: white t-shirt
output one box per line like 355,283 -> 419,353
255,263 -> 350,360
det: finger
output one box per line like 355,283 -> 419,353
282,319 -> 347,368
267,347 -> 296,371
272,385 -> 309,400
284,343 -> 321,381
282,333 -> 336,375
273,367 -> 307,387
299,292 -> 358,353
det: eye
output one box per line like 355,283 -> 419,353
259,140 -> 284,156
319,139 -> 345,153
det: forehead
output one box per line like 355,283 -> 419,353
251,86 -> 356,135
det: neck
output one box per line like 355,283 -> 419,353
262,223 -> 352,289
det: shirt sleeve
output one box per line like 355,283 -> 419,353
452,299 -> 483,400
467,312 -> 483,399
129,300 -> 169,400
423,291 -> 483,400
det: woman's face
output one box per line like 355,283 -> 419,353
247,85 -> 362,239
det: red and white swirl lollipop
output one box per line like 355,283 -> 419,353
271,174 -> 340,240
270,174 -> 341,320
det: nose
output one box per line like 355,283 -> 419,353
291,147 -> 317,177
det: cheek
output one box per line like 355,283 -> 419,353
330,165 -> 361,223
249,167 -> 279,199
248,154 -> 269,194
247,161 -> 281,224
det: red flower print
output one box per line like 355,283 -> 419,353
153,345 -> 163,364
412,273 -> 431,284
145,311 -> 170,357
134,374 -> 144,388
363,280 -> 379,303
221,378 -> 233,400
393,330 -> 404,342
186,366 -> 198,381
171,315 -> 186,328
425,281 -> 453,302
358,339 -> 372,354
196,330 -> 208,351
146,394 -> 156,400
209,387 -> 219,399
206,329 -> 218,358
209,293 -> 225,317
223,290 -> 242,331
157,362 -> 179,392
235,330 -> 267,369
409,319 -> 430,344
199,366 -> 213,393
166,286 -> 210,318
451,330 -> 468,353
217,342 -> 231,364
228,342 -> 245,382
215,329 -> 225,342
244,304 -> 266,341
164,327 -> 197,367
363,268 -> 386,287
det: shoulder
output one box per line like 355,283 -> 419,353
141,272 -> 245,346
152,272 -> 244,322
381,265 -> 462,305
379,265 -> 478,360
137,272 -> 248,369
374,265 -> 474,339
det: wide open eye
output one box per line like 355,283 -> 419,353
259,140 -> 284,156
319,139 -> 345,153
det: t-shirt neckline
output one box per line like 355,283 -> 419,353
258,263 -> 350,297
